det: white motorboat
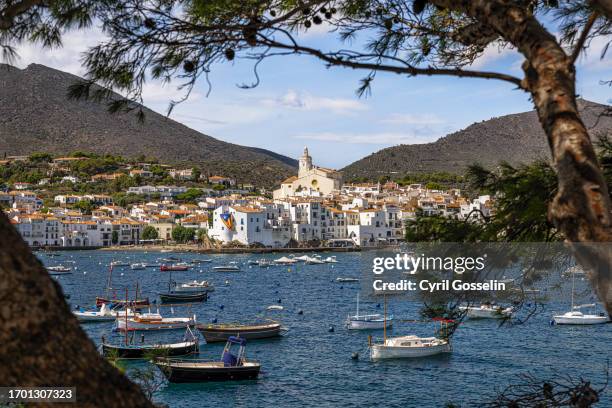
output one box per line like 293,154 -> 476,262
110,260 -> 130,267
73,304 -> 134,322
175,280 -> 215,293
459,303 -> 513,319
305,255 -> 325,265
369,335 -> 451,360
117,310 -> 196,331
293,255 -> 310,262
130,263 -> 147,270
190,258 -> 213,264
336,277 -> 359,283
266,305 -> 284,311
212,262 -> 241,272
324,256 -> 339,263
258,259 -> 273,267
273,256 -> 298,265
552,266 -> 609,325
47,265 -> 72,275
346,294 -> 393,330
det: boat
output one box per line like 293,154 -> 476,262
102,337 -> 199,358
130,263 -> 147,270
459,303 -> 513,319
266,305 -> 284,311
336,277 -> 359,283
196,321 -> 286,343
190,258 -> 213,264
175,280 -> 215,293
346,294 -> 393,330
324,256 -> 339,263
273,256 -> 298,265
553,266 -> 609,325
110,261 -> 130,267
96,297 -> 150,308
73,303 -> 120,322
159,291 -> 208,304
47,265 -> 72,275
159,256 -> 181,262
258,259 -> 273,268
305,255 -> 325,265
116,310 -> 196,332
369,335 -> 452,360
160,264 -> 190,272
154,336 -> 261,382
212,262 -> 241,272
247,260 -> 259,266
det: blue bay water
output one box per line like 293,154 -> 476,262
43,250 -> 611,407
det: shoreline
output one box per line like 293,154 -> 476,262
31,244 -> 394,254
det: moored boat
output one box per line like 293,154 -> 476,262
102,339 -> 199,359
117,311 -> 196,332
154,336 -> 261,382
130,263 -> 147,270
369,335 -> 451,360
73,303 -> 120,322
346,294 -> 393,330
175,280 -> 215,293
47,265 -> 72,275
459,303 -> 513,319
336,277 -> 359,283
159,291 -> 208,304
273,256 -> 298,265
160,264 -> 190,272
110,260 -> 130,267
197,321 -> 286,343
212,262 -> 241,272
552,310 -> 609,325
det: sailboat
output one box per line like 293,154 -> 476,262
368,296 -> 452,360
553,267 -> 609,325
346,294 -> 393,330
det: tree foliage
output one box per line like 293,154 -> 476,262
171,224 -> 195,243
141,225 -> 158,240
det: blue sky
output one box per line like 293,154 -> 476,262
12,24 -> 611,168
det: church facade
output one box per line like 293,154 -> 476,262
273,147 -> 342,199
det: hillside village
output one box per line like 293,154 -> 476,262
1,149 -> 493,249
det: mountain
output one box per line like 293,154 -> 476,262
342,99 -> 612,180
0,64 -> 297,186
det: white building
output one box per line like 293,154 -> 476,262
209,205 -> 291,247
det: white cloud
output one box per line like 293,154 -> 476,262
10,27 -> 106,75
141,82 -> 202,104
380,113 -> 444,125
468,42 -> 519,69
265,89 -> 367,113
295,131 -> 437,145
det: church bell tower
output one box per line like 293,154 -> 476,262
298,146 -> 313,178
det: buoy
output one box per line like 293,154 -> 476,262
351,352 -> 359,360
297,310 -> 304,315
225,280 -> 230,285
212,318 -> 218,323
549,320 -> 555,326
376,303 -> 381,308
219,305 -> 224,310
120,273 -> 124,276
328,325 -> 334,333
340,286 -> 343,289
83,272 -> 87,275
277,298 -> 282,304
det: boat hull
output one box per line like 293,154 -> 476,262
73,313 -> 116,322
117,319 -> 195,332
370,343 -> 451,360
460,306 -> 511,319
197,324 -> 282,343
155,361 -> 261,382
553,315 -> 609,325
96,297 -> 149,308
159,291 -> 208,303
347,320 -> 393,330
102,341 -> 198,358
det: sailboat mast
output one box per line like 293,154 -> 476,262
571,267 -> 576,309
383,294 -> 387,343
356,293 -> 360,316
124,287 -> 129,346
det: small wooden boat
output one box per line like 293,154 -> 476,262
160,264 -> 189,272
95,297 -> 149,308
102,328 -> 199,358
159,291 -> 208,304
154,336 -> 261,382
212,262 -> 241,272
117,311 -> 196,332
197,321 -> 286,343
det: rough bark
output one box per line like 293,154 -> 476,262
0,211 -> 154,407
431,0 -> 612,314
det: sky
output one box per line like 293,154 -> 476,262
9,22 -> 611,169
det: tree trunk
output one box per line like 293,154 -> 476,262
431,0 -> 612,314
0,211 -> 154,407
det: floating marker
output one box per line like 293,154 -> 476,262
297,310 -> 304,315
351,352 -> 359,360
328,325 -> 335,333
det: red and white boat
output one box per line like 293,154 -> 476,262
117,310 -> 196,332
